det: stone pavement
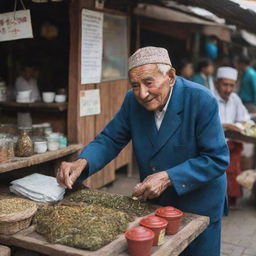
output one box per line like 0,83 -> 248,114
101,169 -> 256,256
221,190 -> 256,256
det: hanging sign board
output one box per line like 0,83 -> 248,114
0,10 -> 33,42
80,89 -> 101,117
81,9 -> 103,84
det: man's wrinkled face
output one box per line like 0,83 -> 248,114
216,78 -> 236,101
129,64 -> 176,111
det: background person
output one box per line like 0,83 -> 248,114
214,66 -> 251,207
192,57 -> 215,91
15,63 -> 40,102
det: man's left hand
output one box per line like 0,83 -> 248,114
132,171 -> 171,199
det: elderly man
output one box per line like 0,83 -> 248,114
213,67 -> 250,207
57,47 -> 229,256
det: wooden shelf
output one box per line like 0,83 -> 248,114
0,144 -> 83,174
0,102 -> 68,112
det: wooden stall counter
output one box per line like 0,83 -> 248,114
0,144 -> 83,174
0,213 -> 209,256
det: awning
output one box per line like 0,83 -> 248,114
167,0 -> 256,34
134,4 -> 231,41
240,30 -> 256,46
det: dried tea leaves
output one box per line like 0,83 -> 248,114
0,198 -> 35,215
67,190 -> 158,217
33,205 -> 131,251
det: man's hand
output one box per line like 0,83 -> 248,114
132,171 -> 171,199
223,123 -> 242,133
56,158 -> 87,189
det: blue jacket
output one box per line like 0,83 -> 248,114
191,73 -> 207,87
239,67 -> 256,104
78,76 -> 229,223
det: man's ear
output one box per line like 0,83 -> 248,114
168,68 -> 176,86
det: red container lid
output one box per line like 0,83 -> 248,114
155,206 -> 183,218
125,226 -> 155,241
140,216 -> 168,229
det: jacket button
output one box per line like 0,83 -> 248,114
151,167 -> 156,171
182,184 -> 186,188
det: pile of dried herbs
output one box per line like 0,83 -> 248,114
33,204 -> 131,250
0,198 -> 35,215
66,189 -> 158,217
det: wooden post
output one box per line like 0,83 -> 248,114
192,32 -> 200,64
68,0 -> 132,188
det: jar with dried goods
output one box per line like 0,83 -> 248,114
15,128 -> 33,157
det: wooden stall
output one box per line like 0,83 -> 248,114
0,0 -> 133,188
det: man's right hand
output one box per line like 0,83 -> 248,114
56,158 -> 87,189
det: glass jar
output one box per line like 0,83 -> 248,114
15,127 -> 34,157
59,134 -> 68,148
0,139 -> 8,163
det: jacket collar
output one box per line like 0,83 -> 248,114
139,76 -> 184,152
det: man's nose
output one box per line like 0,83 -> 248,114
226,86 -> 233,93
139,84 -> 149,99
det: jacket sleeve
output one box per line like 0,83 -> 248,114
167,95 -> 229,196
77,92 -> 131,180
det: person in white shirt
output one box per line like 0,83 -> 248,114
15,64 -> 40,102
214,66 -> 250,207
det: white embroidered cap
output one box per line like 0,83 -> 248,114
128,46 -> 172,71
216,66 -> 238,81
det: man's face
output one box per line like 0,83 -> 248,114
216,78 -> 236,101
202,64 -> 214,76
23,67 -> 34,81
181,63 -> 193,79
129,64 -> 176,111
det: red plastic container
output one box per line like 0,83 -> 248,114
139,216 -> 168,246
125,226 -> 155,256
155,206 -> 183,235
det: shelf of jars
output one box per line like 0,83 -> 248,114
0,144 -> 83,174
0,102 -> 68,112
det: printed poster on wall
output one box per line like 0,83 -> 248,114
80,89 -> 101,117
81,9 -> 103,84
0,10 -> 33,42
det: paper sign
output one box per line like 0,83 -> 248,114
0,10 -> 33,42
81,9 -> 103,84
80,89 -> 101,117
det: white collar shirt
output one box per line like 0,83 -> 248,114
154,88 -> 173,130
213,89 -> 250,124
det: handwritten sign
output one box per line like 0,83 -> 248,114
80,89 -> 101,117
81,9 -> 103,84
0,10 -> 33,42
